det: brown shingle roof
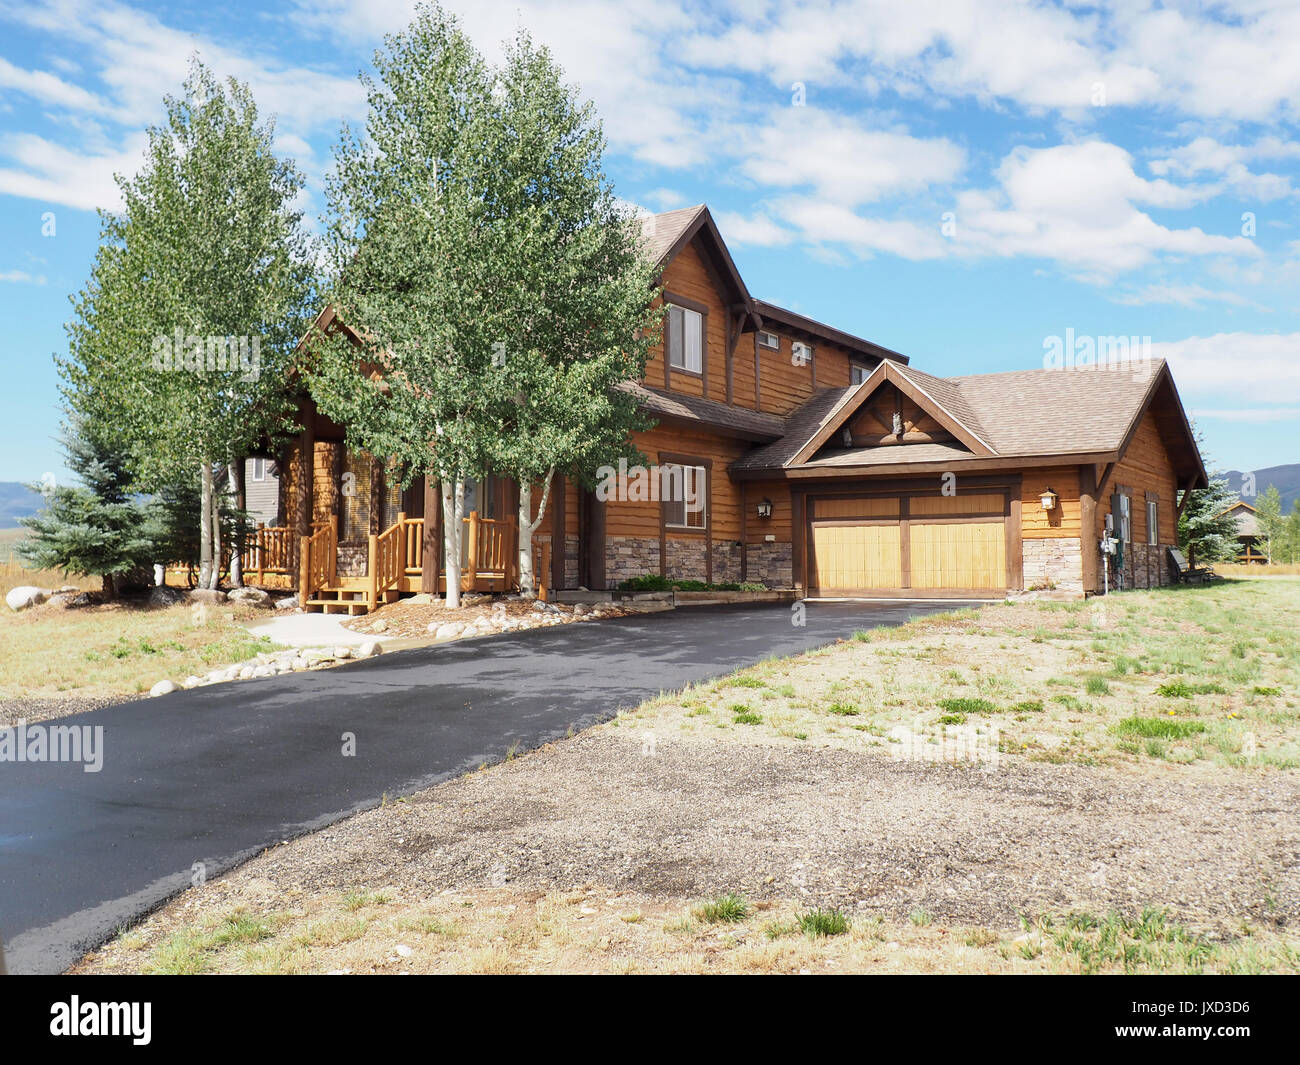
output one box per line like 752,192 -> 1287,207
617,380 -> 785,441
733,360 -> 1178,473
640,205 -> 707,265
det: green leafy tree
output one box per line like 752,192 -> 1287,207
1284,500 -> 1300,564
19,413 -> 161,597
59,59 -> 315,589
481,32 -> 661,595
1255,484 -> 1284,563
154,469 -> 256,584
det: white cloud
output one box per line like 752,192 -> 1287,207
713,210 -> 795,248
1112,283 -> 1266,310
0,131 -> 146,211
1154,331 -> 1300,408
735,108 -> 965,206
0,269 -> 47,284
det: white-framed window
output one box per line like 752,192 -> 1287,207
1147,499 -> 1159,545
251,457 -> 266,482
666,304 -> 703,373
662,464 -> 706,529
850,363 -> 872,385
791,341 -> 813,366
758,330 -> 780,350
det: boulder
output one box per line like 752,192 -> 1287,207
149,679 -> 178,697
147,585 -> 188,608
371,619 -> 388,632
406,593 -> 433,605
433,622 -> 465,641
333,646 -> 353,660
239,666 -> 255,680
357,641 -> 383,658
274,597 -> 299,611
228,587 -> 272,608
6,586 -> 51,612
188,588 -> 227,605
182,675 -> 203,689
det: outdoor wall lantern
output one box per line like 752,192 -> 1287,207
1040,488 -> 1058,511
756,498 -> 773,519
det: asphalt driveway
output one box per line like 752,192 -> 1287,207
0,599 -> 959,973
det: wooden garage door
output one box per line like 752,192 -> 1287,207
910,522 -> 1006,590
812,524 -> 902,591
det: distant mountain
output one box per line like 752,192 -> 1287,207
0,482 -> 44,529
1224,464 -> 1300,511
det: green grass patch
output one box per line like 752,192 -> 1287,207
937,696 -> 997,715
1113,716 -> 1207,740
695,893 -> 749,924
797,908 -> 849,937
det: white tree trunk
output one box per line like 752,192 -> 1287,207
442,477 -> 463,608
199,460 -> 214,589
516,470 -> 555,598
208,471 -> 222,589
228,465 -> 243,588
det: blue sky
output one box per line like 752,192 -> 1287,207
1,0 -> 1298,484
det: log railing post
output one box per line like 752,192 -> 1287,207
396,511 -> 407,573
298,535 -> 310,607
466,510 -> 479,592
367,532 -> 379,613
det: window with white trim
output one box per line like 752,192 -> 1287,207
1147,499 -> 1159,545
251,457 -> 266,482
758,330 -> 780,350
850,363 -> 872,385
666,304 -> 703,373
662,464 -> 706,529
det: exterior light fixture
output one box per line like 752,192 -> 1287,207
756,498 -> 773,519
1040,488 -> 1058,511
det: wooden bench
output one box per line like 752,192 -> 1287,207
1167,547 -> 1220,584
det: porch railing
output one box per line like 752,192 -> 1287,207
298,518 -> 337,606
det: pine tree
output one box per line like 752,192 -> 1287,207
19,414 -> 161,597
1177,471 -> 1240,567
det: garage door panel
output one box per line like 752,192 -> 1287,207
910,522 -> 1005,589
812,524 -> 902,591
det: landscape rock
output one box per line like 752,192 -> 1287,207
357,641 -> 382,658
6,586 -> 51,612
149,679 -> 178,697
147,585 -> 187,608
433,622 -> 465,641
371,618 -> 388,632
182,675 -> 203,689
333,646 -> 353,660
228,587 -> 272,608
274,597 -> 299,611
188,588 -> 227,605
405,594 -> 433,605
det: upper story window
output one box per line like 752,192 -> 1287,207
250,457 -> 266,482
757,330 -> 780,350
850,363 -> 872,385
791,341 -> 813,367
666,303 -> 703,374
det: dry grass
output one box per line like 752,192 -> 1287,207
617,579 -> 1300,773
0,597 -> 285,710
1216,563 -> 1300,578
75,883 -> 1298,976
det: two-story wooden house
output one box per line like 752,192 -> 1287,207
252,204 -> 1205,612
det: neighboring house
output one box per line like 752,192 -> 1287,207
1220,500 -> 1266,563
216,457 -> 282,525
274,204 -> 1206,610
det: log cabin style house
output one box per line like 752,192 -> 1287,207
249,204 -> 1206,612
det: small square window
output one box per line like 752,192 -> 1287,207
758,330 -> 780,350
850,363 -> 872,385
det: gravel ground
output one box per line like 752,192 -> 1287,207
0,693 -> 143,727
150,726 -> 1299,935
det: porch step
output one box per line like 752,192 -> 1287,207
305,585 -> 373,615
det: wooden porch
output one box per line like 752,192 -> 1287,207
296,511 -> 550,615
